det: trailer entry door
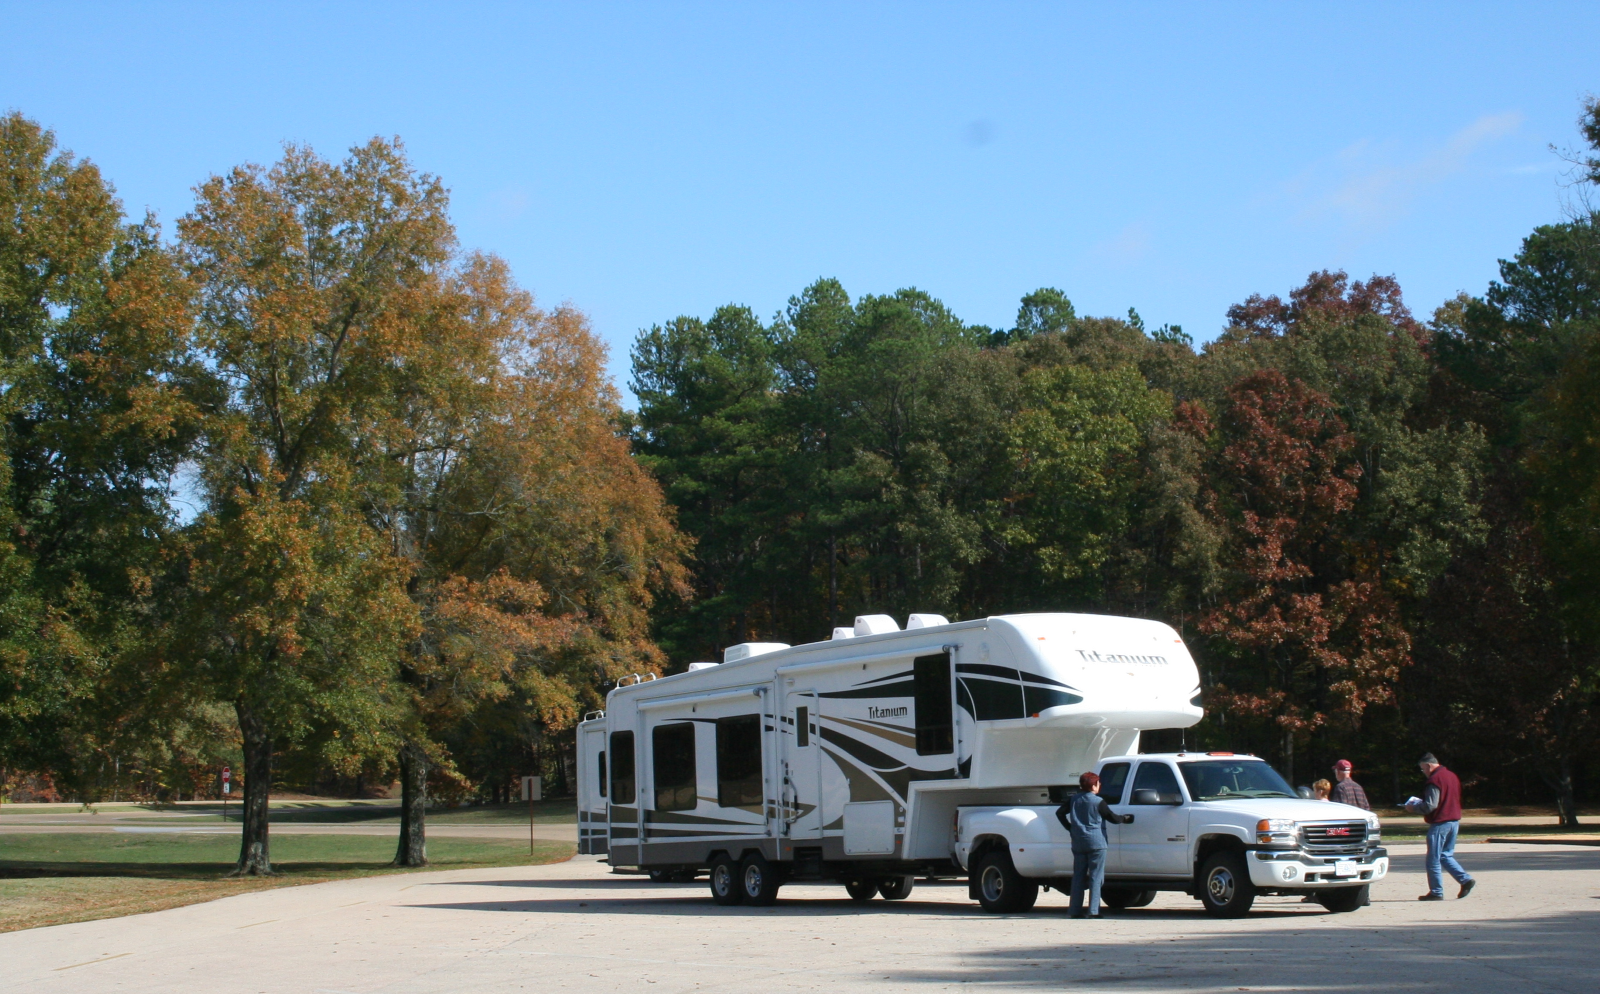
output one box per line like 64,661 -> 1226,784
784,690 -> 823,839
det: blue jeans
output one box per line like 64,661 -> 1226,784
1070,847 -> 1106,915
1426,820 -> 1472,896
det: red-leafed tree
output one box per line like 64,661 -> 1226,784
1193,370 -> 1410,782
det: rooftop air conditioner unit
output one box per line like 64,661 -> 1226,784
853,615 -> 900,636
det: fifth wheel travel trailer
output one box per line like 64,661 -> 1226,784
575,611 -> 1201,905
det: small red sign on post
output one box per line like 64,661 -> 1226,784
222,767 -> 231,795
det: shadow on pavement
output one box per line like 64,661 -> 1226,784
888,905 -> 1600,992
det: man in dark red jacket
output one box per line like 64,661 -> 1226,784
1412,753 -> 1476,901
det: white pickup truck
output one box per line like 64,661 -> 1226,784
953,752 -> 1388,917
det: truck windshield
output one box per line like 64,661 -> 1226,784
1180,760 -> 1295,800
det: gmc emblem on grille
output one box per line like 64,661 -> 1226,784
1325,827 -> 1351,836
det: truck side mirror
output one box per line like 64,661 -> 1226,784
1130,788 -> 1161,805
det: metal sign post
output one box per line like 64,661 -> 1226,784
221,767 -> 231,822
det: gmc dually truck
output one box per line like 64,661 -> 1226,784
954,752 -> 1387,917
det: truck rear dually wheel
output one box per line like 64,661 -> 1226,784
1198,851 -> 1256,917
844,879 -> 879,902
974,850 -> 1039,914
878,875 -> 915,900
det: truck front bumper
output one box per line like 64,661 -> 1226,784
1249,847 -> 1388,888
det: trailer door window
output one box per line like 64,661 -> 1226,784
609,731 -> 635,803
652,722 -> 698,811
1098,762 -> 1131,804
716,714 -> 764,808
913,651 -> 954,755
598,750 -> 607,798
796,706 -> 810,747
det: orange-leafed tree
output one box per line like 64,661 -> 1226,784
1193,370 -> 1410,783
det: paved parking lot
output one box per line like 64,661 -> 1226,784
5,842 -> 1597,993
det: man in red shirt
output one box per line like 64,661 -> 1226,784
1410,753 -> 1475,901
1328,760 -> 1370,810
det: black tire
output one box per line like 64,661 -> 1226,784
648,869 -> 670,883
1102,887 -> 1157,910
878,875 -> 915,901
1198,850 -> 1256,918
973,850 -> 1039,914
1316,885 -> 1367,913
844,879 -> 879,902
709,855 -> 742,906
739,853 -> 782,906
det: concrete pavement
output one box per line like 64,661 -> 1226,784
4,841 -> 1598,993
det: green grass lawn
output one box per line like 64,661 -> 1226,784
0,830 -> 573,933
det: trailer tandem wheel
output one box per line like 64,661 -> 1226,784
710,855 -> 743,906
739,853 -> 782,906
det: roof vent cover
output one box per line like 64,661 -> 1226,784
906,613 -> 950,630
831,627 -> 856,640
687,661 -> 719,672
723,642 -> 790,664
853,614 -> 900,636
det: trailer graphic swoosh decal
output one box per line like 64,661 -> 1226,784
820,681 -> 915,700
818,725 -> 902,771
828,715 -> 917,749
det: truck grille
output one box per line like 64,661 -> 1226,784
1301,821 -> 1369,855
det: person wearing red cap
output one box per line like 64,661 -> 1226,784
1328,760 -> 1371,810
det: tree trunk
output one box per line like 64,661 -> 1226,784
394,741 -> 428,866
232,701 -> 275,876
1555,752 -> 1580,828
1283,726 -> 1295,786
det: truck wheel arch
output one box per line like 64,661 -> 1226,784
1193,833 -> 1247,880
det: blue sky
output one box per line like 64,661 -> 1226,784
4,3 -> 1595,399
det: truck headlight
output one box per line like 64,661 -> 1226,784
1256,818 -> 1297,846
1367,818 -> 1380,841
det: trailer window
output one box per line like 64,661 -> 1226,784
598,750 -> 607,798
796,706 -> 810,747
609,731 -> 635,803
652,723 -> 698,811
716,714 -> 763,808
1098,762 -> 1131,804
913,651 -> 954,755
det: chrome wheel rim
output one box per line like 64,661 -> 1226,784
981,865 -> 1004,903
743,864 -> 763,896
1207,866 -> 1235,905
713,865 -> 733,896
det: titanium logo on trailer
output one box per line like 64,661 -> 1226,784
1076,650 -> 1170,665
868,706 -> 908,719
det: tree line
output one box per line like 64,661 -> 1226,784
0,114 -> 686,871
630,102 -> 1600,824
2,98 -> 1597,879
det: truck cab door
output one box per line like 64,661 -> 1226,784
1121,761 -> 1190,875
1095,762 -> 1133,874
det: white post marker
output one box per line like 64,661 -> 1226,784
522,776 -> 542,854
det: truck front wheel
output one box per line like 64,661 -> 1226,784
974,850 -> 1039,914
1198,851 -> 1256,918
